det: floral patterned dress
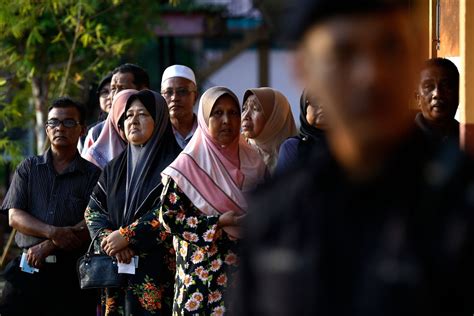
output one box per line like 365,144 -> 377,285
121,178 -> 240,315
85,196 -> 176,316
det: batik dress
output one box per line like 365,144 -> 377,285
120,178 -> 240,316
85,190 -> 176,316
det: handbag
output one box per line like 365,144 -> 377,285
77,229 -> 127,289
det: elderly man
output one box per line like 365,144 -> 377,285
161,65 -> 198,149
239,1 -> 474,315
109,63 -> 150,100
0,97 -> 101,315
415,58 -> 460,144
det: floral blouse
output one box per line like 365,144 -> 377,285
85,186 -> 176,316
121,178 -> 240,315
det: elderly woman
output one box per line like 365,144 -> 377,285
103,86 -> 267,315
82,89 -> 137,168
85,90 -> 181,315
241,87 -> 297,173
275,90 -> 329,175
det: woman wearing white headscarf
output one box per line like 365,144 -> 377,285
241,88 -> 297,173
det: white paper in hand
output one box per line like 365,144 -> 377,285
118,256 -> 137,275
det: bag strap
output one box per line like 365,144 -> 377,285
86,228 -> 105,255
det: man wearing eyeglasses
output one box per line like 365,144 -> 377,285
0,97 -> 100,315
161,64 -> 198,149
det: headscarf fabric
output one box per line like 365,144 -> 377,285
243,88 -> 298,172
299,90 -> 324,140
82,89 -> 137,169
296,89 -> 328,158
107,90 -> 182,226
162,86 -> 267,221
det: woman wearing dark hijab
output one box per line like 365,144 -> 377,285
274,90 -> 328,175
85,90 -> 181,316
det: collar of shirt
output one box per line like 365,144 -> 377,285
38,148 -> 88,175
172,115 -> 198,149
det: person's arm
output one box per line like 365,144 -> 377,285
9,208 -> 82,249
72,219 -> 91,242
103,178 -> 243,255
84,170 -> 115,240
27,239 -> 56,268
130,179 -> 220,249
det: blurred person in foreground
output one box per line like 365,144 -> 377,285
415,57 -> 460,145
238,1 -> 474,315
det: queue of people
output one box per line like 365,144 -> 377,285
0,0 -> 472,315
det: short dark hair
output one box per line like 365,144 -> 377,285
112,63 -> 150,89
422,58 -> 460,88
97,72 -> 113,95
48,97 -> 86,125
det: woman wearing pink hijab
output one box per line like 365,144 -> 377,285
82,89 -> 137,168
103,86 -> 267,315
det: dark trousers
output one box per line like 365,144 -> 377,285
0,254 -> 97,316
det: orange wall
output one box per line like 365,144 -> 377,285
439,0 -> 460,57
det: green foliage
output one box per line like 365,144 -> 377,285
0,76 -> 30,166
0,0 -> 166,165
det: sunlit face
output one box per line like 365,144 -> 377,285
299,10 -> 418,147
99,82 -> 112,113
305,95 -> 327,130
241,95 -> 267,139
124,100 -> 155,145
45,107 -> 85,149
161,77 -> 197,121
110,72 -> 137,101
417,65 -> 459,124
208,95 -> 241,147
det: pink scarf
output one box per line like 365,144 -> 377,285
82,89 -> 137,169
162,87 -> 267,237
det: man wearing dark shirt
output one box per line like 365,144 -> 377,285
415,58 -> 460,145
239,1 -> 474,315
1,97 -> 101,315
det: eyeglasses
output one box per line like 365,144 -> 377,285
161,88 -> 196,99
45,119 -> 81,128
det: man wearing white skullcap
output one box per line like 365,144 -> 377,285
161,65 -> 198,149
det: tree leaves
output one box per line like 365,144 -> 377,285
0,0 -> 168,163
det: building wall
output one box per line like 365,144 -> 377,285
202,49 -> 303,125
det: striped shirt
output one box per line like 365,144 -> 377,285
1,149 -> 100,248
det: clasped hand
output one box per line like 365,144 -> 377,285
101,230 -> 134,263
